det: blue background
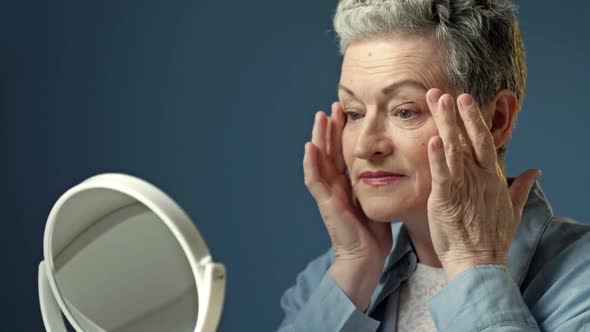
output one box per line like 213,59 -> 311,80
1,0 -> 588,331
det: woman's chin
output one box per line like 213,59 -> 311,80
359,196 -> 423,223
361,203 -> 408,222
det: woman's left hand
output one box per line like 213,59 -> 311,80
425,89 -> 541,280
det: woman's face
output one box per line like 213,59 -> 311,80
339,34 -> 456,223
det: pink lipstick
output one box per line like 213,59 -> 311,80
359,171 -> 405,187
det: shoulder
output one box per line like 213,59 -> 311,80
526,216 -> 590,280
545,215 -> 590,239
522,217 -> 590,330
279,248 -> 335,309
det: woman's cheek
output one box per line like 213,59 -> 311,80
404,133 -> 430,151
405,135 -> 434,185
341,132 -> 356,171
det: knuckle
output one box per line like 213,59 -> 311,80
433,173 -> 452,186
445,143 -> 462,156
451,175 -> 464,187
475,133 -> 493,148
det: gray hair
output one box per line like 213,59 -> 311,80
333,0 -> 527,165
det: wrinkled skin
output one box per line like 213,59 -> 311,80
303,34 -> 539,309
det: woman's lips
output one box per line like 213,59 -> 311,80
361,176 -> 404,187
360,172 -> 404,187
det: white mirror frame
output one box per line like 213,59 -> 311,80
38,173 -> 226,332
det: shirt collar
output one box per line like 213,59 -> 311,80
382,177 -> 553,286
506,177 -> 553,286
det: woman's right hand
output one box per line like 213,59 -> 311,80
303,102 -> 393,311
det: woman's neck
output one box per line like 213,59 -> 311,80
401,211 -> 443,268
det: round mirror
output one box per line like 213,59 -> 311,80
54,203 -> 198,332
39,174 -> 225,332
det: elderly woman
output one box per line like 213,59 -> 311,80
277,1 -> 590,331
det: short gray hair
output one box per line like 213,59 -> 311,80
333,0 -> 527,165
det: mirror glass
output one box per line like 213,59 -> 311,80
51,201 -> 198,332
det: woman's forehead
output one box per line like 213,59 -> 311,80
343,33 -> 443,63
339,35 -> 448,95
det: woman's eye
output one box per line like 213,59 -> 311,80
396,109 -> 417,120
344,111 -> 363,121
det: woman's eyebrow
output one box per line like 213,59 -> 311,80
338,79 -> 427,97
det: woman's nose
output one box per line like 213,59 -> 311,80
353,113 -> 393,160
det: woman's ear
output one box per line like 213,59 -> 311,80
486,90 -> 519,150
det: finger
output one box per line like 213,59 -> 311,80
303,142 -> 330,201
457,94 -> 497,170
428,135 -> 452,200
427,89 -> 464,178
326,111 -> 333,157
509,168 -> 542,219
311,111 -> 332,177
330,102 -> 347,173
311,111 -> 327,153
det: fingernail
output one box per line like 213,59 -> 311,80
428,90 -> 441,104
460,94 -> 473,108
429,95 -> 438,104
433,137 -> 443,150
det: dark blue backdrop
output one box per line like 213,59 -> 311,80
1,0 -> 588,331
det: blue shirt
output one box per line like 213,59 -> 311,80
276,180 -> 590,331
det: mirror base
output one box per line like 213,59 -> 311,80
39,261 -> 67,332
